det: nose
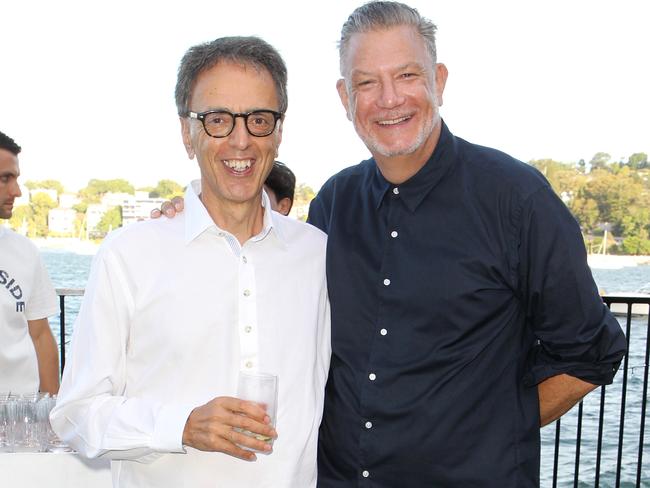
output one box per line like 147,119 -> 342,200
228,116 -> 252,150
377,78 -> 405,109
10,179 -> 21,198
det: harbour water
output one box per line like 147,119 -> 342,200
40,249 -> 650,487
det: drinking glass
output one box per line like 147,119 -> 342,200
235,371 -> 278,450
0,396 -> 16,451
14,393 -> 40,451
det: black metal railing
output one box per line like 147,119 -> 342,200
542,295 -> 650,487
55,288 -> 84,371
54,291 -> 649,486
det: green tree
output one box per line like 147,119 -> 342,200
96,207 -> 122,236
8,205 -> 33,234
529,159 -> 580,197
24,179 -> 65,194
30,192 -> 58,237
628,152 -> 648,170
150,179 -> 184,199
570,197 -> 599,233
589,152 -> 611,171
293,183 -> 316,222
79,179 -> 135,203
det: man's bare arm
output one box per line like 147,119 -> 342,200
538,373 -> 596,426
28,318 -> 60,394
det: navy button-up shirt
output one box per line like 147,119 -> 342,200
308,122 -> 626,487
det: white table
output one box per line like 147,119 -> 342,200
0,452 -> 112,487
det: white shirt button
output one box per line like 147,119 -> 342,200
218,231 -> 225,237
244,326 -> 252,333
242,256 -> 248,264
369,373 -> 377,381
245,361 -> 253,369
390,231 -> 398,238
380,328 -> 388,336
392,187 -> 399,195
243,289 -> 251,297
383,279 -> 390,286
365,421 -> 373,429
362,470 -> 370,478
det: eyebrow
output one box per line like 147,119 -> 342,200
197,107 -> 279,114
350,62 -> 426,78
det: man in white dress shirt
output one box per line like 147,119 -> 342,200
51,37 -> 331,488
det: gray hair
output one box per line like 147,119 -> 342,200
338,1 -> 437,76
175,36 -> 288,116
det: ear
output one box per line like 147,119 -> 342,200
277,197 -> 293,216
434,63 -> 449,107
180,117 -> 195,159
336,78 -> 352,121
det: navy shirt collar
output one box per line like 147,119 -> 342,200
370,120 -> 456,213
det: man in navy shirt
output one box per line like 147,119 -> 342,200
307,2 -> 626,486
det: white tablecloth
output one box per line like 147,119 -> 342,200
1,452 -> 112,487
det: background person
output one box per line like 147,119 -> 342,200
264,160 -> 295,216
0,130 -> 60,395
51,37 -> 330,488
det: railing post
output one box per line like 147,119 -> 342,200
59,294 -> 66,372
637,311 -> 650,486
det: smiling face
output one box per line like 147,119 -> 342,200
0,149 -> 21,219
338,25 -> 448,181
181,61 -> 282,217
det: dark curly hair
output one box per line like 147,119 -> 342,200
0,131 -> 21,156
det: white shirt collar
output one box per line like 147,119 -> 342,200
184,180 -> 287,248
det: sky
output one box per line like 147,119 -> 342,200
1,0 -> 648,193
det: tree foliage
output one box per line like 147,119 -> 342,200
292,183 -> 316,222
24,179 -> 65,194
628,152 -> 648,170
149,179 -> 184,199
589,152 -> 611,171
79,179 -> 135,204
529,153 -> 650,255
96,207 -> 122,236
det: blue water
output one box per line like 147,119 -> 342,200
40,249 -> 650,486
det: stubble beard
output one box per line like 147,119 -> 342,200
350,94 -> 440,159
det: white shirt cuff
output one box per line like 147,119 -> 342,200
152,403 -> 195,453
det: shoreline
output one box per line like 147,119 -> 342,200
32,237 -> 650,265
587,254 -> 650,269
33,237 -> 101,255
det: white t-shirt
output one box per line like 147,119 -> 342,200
0,226 -> 58,394
51,182 -> 331,488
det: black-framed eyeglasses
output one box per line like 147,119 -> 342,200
188,109 -> 283,138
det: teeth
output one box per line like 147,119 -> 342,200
223,159 -> 253,172
378,116 -> 409,125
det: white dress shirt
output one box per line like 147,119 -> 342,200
0,227 -> 58,394
51,181 -> 331,488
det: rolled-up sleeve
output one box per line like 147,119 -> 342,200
518,185 -> 627,387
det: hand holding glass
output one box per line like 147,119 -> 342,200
236,372 -> 278,450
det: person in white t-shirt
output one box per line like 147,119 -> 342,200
51,37 -> 330,488
0,131 -> 59,395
